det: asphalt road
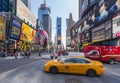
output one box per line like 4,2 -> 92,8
0,58 -> 120,83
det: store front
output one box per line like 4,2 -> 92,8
9,15 -> 22,52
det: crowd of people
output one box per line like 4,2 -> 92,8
50,49 -> 68,60
0,49 -> 31,59
0,47 -> 68,60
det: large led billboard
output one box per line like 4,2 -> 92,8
57,18 -> 61,45
16,0 -> 36,28
82,0 -> 89,14
0,15 -> 6,41
92,20 -> 112,42
79,0 -> 117,43
20,22 -> 35,42
81,0 -> 119,32
112,15 -> 120,38
81,29 -> 91,43
10,15 -> 22,40
92,24 -> 105,42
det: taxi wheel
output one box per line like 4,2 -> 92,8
49,66 -> 58,74
86,69 -> 96,77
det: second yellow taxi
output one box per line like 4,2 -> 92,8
44,57 -> 105,77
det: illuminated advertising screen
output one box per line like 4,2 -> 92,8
92,24 -> 105,42
71,28 -> 78,39
10,15 -> 22,40
81,30 -> 91,44
57,41 -> 61,45
16,0 -> 36,27
20,23 -> 33,42
31,29 -> 36,43
90,0 -> 119,26
71,29 -> 75,38
112,15 -> 120,38
90,0 -> 96,5
57,18 -> 61,45
105,20 -> 112,39
57,26 -> 61,36
92,20 -> 112,42
82,0 -> 89,14
57,36 -> 61,40
66,37 -> 71,47
79,0 -> 116,43
0,15 -> 6,41
81,0 -> 119,31
82,0 -> 96,16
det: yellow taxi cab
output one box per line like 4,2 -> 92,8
44,57 -> 105,77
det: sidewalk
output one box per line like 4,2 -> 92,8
0,52 -> 51,60
0,56 -> 22,60
31,52 -> 51,59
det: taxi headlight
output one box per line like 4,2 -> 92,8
45,64 -> 48,67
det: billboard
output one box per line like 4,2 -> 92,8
78,0 -> 117,44
31,29 -> 36,43
81,0 -> 119,32
92,24 -> 105,42
81,0 -> 96,16
92,20 -> 112,42
82,0 -> 89,14
81,30 -> 91,43
21,22 -> 33,42
10,15 -> 22,40
66,37 -> 71,47
57,26 -> 61,36
16,0 -> 36,28
105,20 -> 112,39
71,28 -> 78,39
112,15 -> 120,38
0,15 -> 6,41
57,18 -> 61,45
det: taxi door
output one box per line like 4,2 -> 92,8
58,58 -> 78,73
74,58 -> 91,74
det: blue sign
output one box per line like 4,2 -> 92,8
10,15 -> 22,40
57,41 -> 61,45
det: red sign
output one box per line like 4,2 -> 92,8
116,32 -> 120,37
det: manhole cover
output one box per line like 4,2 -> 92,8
65,78 -> 82,83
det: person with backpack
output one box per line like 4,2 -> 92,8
2,49 -> 6,58
14,49 -> 18,59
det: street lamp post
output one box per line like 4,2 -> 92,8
78,35 -> 80,52
77,29 -> 81,52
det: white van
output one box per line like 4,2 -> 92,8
67,52 -> 84,58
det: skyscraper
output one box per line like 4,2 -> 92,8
56,17 -> 62,49
38,0 -> 52,39
79,0 -> 84,19
66,13 -> 75,49
22,0 -> 31,10
0,0 -> 16,14
0,0 -> 9,12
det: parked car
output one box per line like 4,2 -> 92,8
44,57 -> 105,77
